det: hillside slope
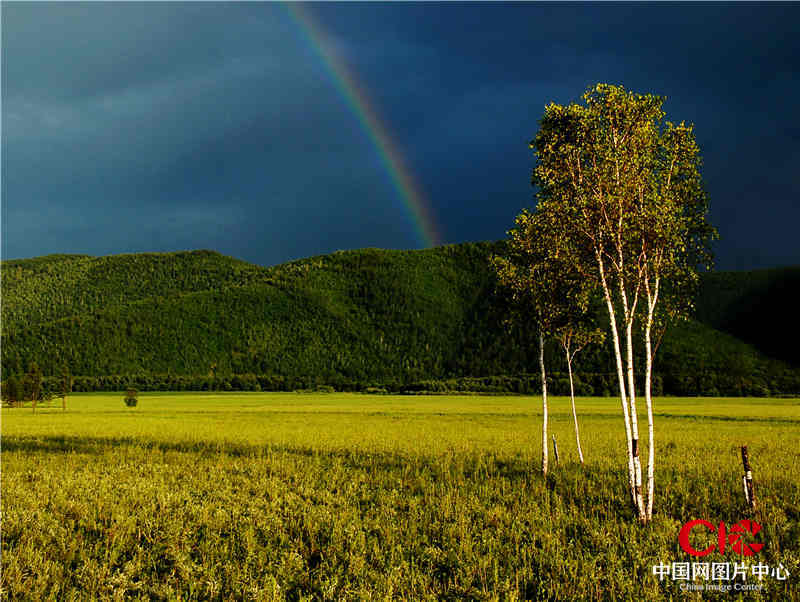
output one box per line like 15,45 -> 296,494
696,266 -> 800,366
2,244 -> 798,395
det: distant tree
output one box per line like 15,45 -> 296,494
60,365 -> 72,410
124,388 -> 138,407
25,362 -> 43,413
209,363 -> 218,391
2,375 -> 21,407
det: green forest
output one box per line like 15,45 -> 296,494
2,244 -> 798,396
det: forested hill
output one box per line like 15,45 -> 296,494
696,266 -> 800,368
2,244 -> 798,395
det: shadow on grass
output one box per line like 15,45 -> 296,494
3,434 -> 635,518
654,412 -> 800,424
3,434 -> 317,458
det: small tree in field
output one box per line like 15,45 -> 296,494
25,362 -> 43,413
60,365 -> 72,411
124,389 -> 138,408
531,83 -> 714,521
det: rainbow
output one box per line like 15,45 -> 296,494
285,3 -> 441,248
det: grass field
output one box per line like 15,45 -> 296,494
2,393 -> 799,600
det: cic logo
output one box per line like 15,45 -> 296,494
679,520 -> 764,557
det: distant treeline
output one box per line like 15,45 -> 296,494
22,369 -> 799,397
2,244 -> 798,396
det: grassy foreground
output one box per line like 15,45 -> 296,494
2,393 -> 799,600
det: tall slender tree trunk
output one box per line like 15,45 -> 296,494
539,327 -> 548,477
625,317 -> 644,520
596,252 -> 637,509
644,322 -> 654,521
566,353 -> 584,465
644,276 -> 660,521
619,269 -> 645,520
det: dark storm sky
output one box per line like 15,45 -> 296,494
2,2 -> 799,270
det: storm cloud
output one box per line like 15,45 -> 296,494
3,2 -> 799,269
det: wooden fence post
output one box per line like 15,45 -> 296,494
741,445 -> 757,511
552,434 -> 560,466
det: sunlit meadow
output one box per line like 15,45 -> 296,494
2,393 -> 798,600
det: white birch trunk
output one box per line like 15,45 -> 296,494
539,328 -> 548,477
596,251 -> 637,508
625,318 -> 645,519
644,323 -> 654,521
644,277 -> 660,521
566,353 -> 584,465
618,276 -> 644,520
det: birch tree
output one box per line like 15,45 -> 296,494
531,203 -> 605,466
531,84 -> 714,522
639,121 -> 715,518
493,206 -> 604,473
492,209 -> 562,477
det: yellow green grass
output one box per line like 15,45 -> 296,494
2,393 -> 799,600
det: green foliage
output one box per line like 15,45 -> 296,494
1,374 -> 21,406
364,386 -> 388,395
531,83 -> 715,341
2,393 -> 798,599
492,204 -> 605,375
23,362 -> 43,403
60,365 -> 72,397
124,389 -> 138,408
1,245 -> 797,395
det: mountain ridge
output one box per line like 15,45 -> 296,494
2,243 -> 798,395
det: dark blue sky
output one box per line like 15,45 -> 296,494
3,2 -> 799,270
